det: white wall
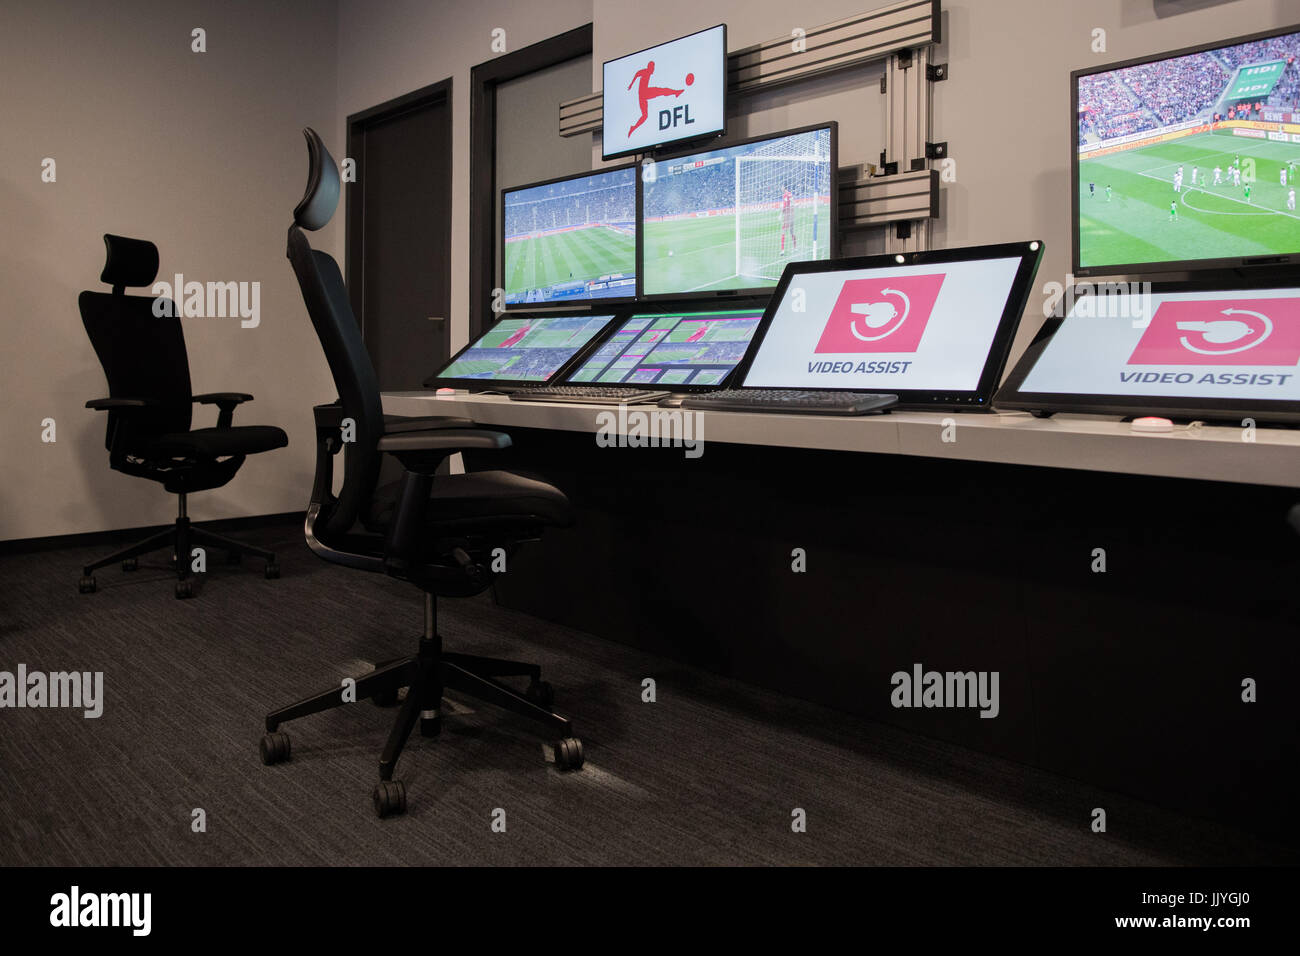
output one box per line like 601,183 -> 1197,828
0,0 -> 340,541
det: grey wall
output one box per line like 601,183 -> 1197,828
0,0 -> 340,541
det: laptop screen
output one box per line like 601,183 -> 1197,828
564,308 -> 765,388
1018,288 -> 1300,401
434,313 -> 616,384
740,256 -> 1026,393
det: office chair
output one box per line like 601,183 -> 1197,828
261,127 -> 583,818
79,235 -> 289,599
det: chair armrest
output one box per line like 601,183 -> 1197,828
377,428 -> 511,453
193,393 -> 252,429
383,414 -> 476,434
86,397 -> 157,410
193,392 -> 254,405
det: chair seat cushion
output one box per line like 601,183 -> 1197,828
146,425 -> 289,459
367,470 -> 572,532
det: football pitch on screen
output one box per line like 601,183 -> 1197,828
643,204 -> 829,295
1079,131 -> 1300,268
504,225 -> 634,299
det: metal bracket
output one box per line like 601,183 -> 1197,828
925,141 -> 948,160
926,63 -> 948,82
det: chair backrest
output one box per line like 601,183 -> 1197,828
287,127 -> 385,537
79,235 -> 193,449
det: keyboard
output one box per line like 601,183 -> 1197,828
680,389 -> 898,415
509,385 -> 671,405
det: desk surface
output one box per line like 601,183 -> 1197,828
382,390 -> 1300,489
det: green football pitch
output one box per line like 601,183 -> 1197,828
643,203 -> 831,295
1079,131 -> 1300,269
503,225 -> 634,298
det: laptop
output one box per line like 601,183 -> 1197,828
995,277 -> 1300,425
424,312 -> 617,392
513,301 -> 769,406
683,240 -> 1045,414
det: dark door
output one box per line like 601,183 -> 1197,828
347,81 -> 452,390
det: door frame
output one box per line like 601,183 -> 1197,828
345,77 -> 454,338
469,24 -> 592,340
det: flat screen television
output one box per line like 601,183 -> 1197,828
640,122 -> 837,299
602,24 -> 727,161
1073,24 -> 1300,277
500,165 -> 637,308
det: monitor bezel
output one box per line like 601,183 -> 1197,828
994,275 -> 1300,424
638,121 -> 840,304
601,24 -> 729,162
730,240 -> 1046,409
498,163 -> 640,312
559,296 -> 772,392
426,311 -> 622,390
1071,23 -> 1300,279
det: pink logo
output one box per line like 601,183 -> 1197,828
814,274 -> 947,353
1128,298 -> 1300,366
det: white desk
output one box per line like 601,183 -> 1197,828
381,391 -> 1300,489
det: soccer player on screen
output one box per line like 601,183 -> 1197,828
1213,166 -> 1222,185
498,324 -> 531,348
1289,188 -> 1296,211
779,186 -> 798,253
1244,183 -> 1252,204
1105,184 -> 1112,202
1282,167 -> 1289,188
1088,181 -> 1095,198
1191,166 -> 1198,187
1168,201 -> 1177,222
626,60 -> 684,138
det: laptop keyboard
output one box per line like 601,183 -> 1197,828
509,385 -> 670,405
681,389 -> 898,415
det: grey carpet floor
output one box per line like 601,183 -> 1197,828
0,522 -> 1291,866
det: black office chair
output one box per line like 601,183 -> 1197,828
79,235 -> 289,599
261,127 -> 583,818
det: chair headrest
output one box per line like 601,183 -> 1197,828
99,234 -> 159,288
293,127 -> 340,231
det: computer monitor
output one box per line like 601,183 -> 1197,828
995,280 -> 1300,424
428,313 -> 617,388
501,166 -> 637,308
1073,24 -> 1300,277
563,305 -> 766,390
602,25 -> 727,161
732,241 -> 1045,409
641,123 -> 837,299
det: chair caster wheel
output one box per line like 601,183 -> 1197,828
260,731 -> 291,765
373,780 -> 407,818
122,558 -> 138,572
264,561 -> 280,580
175,580 -> 195,599
526,680 -> 555,708
226,551 -> 242,565
78,575 -> 97,594
420,713 -> 442,737
553,737 -> 584,771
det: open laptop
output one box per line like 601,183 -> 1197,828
995,277 -> 1300,425
683,240 -> 1045,414
424,312 -> 617,392
513,302 -> 768,406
